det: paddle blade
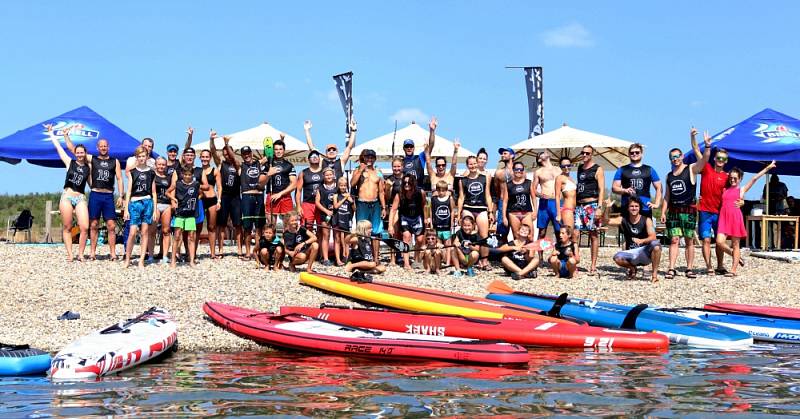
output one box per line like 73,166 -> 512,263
487,280 -> 515,295
384,238 -> 410,253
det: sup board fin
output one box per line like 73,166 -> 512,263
544,293 -> 569,318
620,304 -> 649,330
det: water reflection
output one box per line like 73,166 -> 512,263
0,346 -> 798,416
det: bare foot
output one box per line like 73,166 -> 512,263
138,261 -> 145,268
170,262 -> 177,268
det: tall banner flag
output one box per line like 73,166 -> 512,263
332,71 -> 354,136
524,67 -> 544,138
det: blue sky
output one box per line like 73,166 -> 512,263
1,1 -> 799,198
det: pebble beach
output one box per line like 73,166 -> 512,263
1,242 -> 798,352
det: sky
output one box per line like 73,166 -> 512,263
1,0 -> 799,199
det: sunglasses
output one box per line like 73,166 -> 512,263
513,167 -> 525,172
715,156 -> 728,162
669,154 -> 682,160
580,151 -> 592,156
436,164 -> 446,168
560,164 -> 572,169
326,147 -> 337,152
629,151 -> 641,156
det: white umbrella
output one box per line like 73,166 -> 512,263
193,122 -> 308,164
510,123 -> 634,170
349,121 -> 474,162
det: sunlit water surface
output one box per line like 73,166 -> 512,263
2,345 -> 799,417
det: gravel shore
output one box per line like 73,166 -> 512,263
1,242 -> 798,352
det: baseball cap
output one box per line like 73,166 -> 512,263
166,144 -> 179,152
184,147 -> 196,155
325,144 -> 338,152
498,147 -> 516,156
308,149 -> 321,158
240,146 -> 252,154
403,139 -> 414,147
364,149 -> 377,158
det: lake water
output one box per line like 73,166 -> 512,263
2,345 -> 800,417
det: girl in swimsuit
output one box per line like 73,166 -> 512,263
457,156 -> 494,269
198,150 -> 222,259
47,124 -> 90,262
555,157 -> 577,230
502,161 -> 535,242
549,225 -> 578,278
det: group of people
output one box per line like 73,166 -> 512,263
48,119 -> 777,280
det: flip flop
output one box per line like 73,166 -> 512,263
725,271 -> 737,277
665,269 -> 676,279
686,270 -> 697,279
57,310 -> 80,321
715,267 -> 729,275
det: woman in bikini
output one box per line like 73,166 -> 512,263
555,157 -> 577,230
197,150 -> 222,259
457,155 -> 494,270
47,124 -> 90,262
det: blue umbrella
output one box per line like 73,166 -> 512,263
686,108 -> 800,175
0,106 -> 142,168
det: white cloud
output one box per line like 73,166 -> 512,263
541,22 -> 595,48
273,81 -> 287,89
389,108 -> 429,125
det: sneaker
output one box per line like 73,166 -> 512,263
453,270 -> 463,278
161,258 -> 170,265
466,267 -> 476,277
527,269 -> 538,279
510,273 -> 520,281
145,256 -> 154,263
321,260 -> 334,267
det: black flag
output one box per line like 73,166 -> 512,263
332,71 -> 354,136
524,67 -> 543,138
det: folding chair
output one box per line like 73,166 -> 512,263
7,209 -> 34,243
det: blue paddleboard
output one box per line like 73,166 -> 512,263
486,291 -> 753,349
0,344 -> 51,376
656,308 -> 800,344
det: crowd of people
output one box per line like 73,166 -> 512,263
46,120 -> 779,281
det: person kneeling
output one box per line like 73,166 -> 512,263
548,225 -> 578,279
421,230 -> 445,274
345,220 -> 386,275
282,211 -> 319,272
452,215 -> 481,277
604,197 -> 662,282
499,223 -> 540,280
256,224 -> 284,270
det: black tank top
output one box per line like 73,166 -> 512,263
64,160 -> 89,192
556,242 -> 576,261
431,195 -> 452,230
455,229 -> 479,250
621,216 -> 649,249
319,183 -> 337,210
130,168 -> 155,198
301,168 -> 324,203
165,160 -> 180,178
204,167 -> 216,193
283,227 -> 309,251
577,164 -> 600,201
351,236 -> 374,262
269,158 -> 295,194
322,157 -> 344,180
240,161 -> 263,194
220,162 -> 240,196
506,179 -> 532,212
192,167 -> 203,185
90,158 -> 116,190
666,167 -> 696,207
399,188 -> 424,218
175,180 -> 200,217
403,155 -> 425,183
155,174 -> 172,204
619,164 -> 654,199
463,174 -> 488,207
336,193 -> 353,218
387,175 -> 403,205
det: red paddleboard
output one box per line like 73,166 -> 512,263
280,305 -> 669,351
203,302 -> 530,365
704,302 -> 800,320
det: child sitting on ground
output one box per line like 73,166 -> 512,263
549,225 -> 578,278
282,211 -> 319,272
452,214 -> 481,277
498,223 -> 540,280
255,224 -> 284,270
421,229 -> 445,274
345,220 -> 386,276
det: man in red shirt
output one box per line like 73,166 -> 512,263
692,130 -> 730,275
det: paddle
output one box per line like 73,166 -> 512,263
305,222 -> 411,253
100,307 -> 159,334
0,343 -> 30,351
377,234 -> 500,256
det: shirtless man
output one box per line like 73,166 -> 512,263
350,148 -> 386,261
531,151 -> 562,240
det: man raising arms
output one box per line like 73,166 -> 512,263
304,119 -> 358,181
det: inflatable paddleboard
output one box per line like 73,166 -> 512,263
50,307 -> 178,380
298,272 -> 575,324
0,344 -> 51,376
204,302 -> 530,365
659,308 -> 800,344
485,281 -> 753,350
704,302 -> 800,321
280,305 -> 669,351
